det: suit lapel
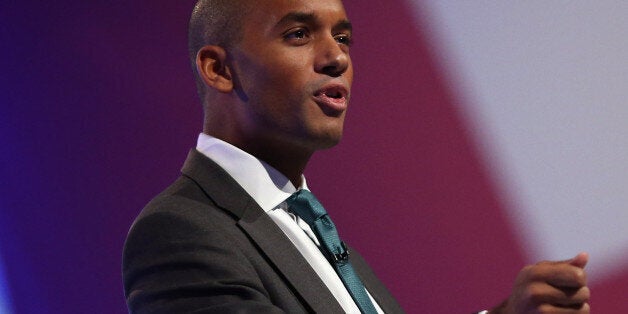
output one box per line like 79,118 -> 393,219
181,149 -> 344,313
238,204 -> 344,313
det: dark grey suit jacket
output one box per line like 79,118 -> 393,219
123,149 -> 404,313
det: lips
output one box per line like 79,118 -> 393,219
312,84 -> 349,114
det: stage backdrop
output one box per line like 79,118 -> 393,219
1,1 -> 626,313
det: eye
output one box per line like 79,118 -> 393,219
283,28 -> 310,45
334,33 -> 353,47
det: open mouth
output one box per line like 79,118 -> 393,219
313,85 -> 349,114
316,85 -> 347,100
323,89 -> 344,99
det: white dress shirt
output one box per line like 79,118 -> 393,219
196,133 -> 383,314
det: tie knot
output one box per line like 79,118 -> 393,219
286,190 -> 328,224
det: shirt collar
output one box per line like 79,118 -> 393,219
195,133 -> 307,212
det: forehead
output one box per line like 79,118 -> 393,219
243,0 -> 348,30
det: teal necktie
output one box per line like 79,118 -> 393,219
286,190 -> 378,314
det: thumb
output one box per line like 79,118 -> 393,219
568,252 -> 589,269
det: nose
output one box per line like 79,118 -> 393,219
314,36 -> 350,77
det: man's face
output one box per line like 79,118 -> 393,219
228,0 -> 353,152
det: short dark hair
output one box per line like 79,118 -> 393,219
188,0 -> 250,101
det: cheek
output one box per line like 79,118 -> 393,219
258,64 -> 311,106
269,58 -> 310,90
234,49 -> 315,115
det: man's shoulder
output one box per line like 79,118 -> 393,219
132,174 -> 235,229
122,174 -> 247,265
144,175 -> 213,214
126,148 -> 258,244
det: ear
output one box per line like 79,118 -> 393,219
195,45 -> 233,93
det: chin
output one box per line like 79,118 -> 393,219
286,124 -> 344,152
310,133 -> 343,151
314,122 -> 344,148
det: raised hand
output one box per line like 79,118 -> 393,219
491,252 -> 590,314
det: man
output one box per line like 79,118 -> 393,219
123,0 -> 591,313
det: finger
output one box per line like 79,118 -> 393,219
548,266 -> 587,288
568,252 -> 589,269
524,282 -> 590,307
554,286 -> 590,307
537,302 -> 590,313
526,263 -> 587,288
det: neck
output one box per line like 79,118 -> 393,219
202,132 -> 312,188
202,107 -> 314,187
241,143 -> 312,188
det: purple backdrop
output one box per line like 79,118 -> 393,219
1,1 -> 623,313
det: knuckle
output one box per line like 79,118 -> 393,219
528,265 -> 548,281
520,264 -> 538,278
524,284 -> 545,303
515,265 -> 535,284
574,268 -> 587,285
537,304 -> 553,313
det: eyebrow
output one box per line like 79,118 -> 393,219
275,11 -> 353,33
334,20 -> 353,33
